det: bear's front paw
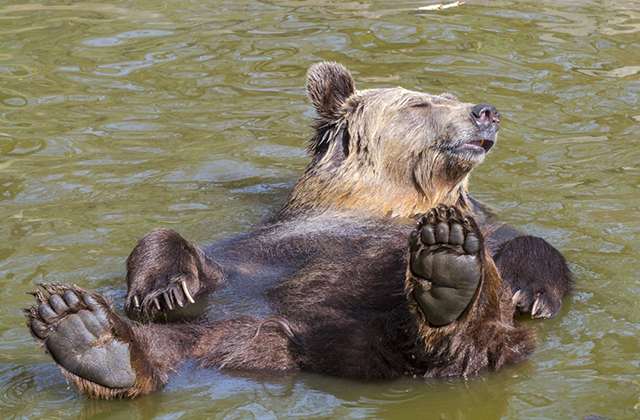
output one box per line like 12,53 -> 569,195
25,283 -> 139,397
407,205 -> 484,326
493,235 -> 573,319
124,228 -> 222,320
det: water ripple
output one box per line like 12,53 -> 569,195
1,1 -> 640,419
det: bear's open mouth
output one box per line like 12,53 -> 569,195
453,139 -> 495,154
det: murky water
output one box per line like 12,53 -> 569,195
1,0 -> 640,418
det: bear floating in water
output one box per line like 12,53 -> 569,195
26,62 -> 573,399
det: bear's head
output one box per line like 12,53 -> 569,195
282,62 -> 500,219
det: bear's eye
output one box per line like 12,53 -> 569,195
411,102 -> 430,108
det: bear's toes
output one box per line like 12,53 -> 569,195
531,292 -> 562,319
25,283 -> 141,396
408,205 -> 484,326
512,288 -> 562,319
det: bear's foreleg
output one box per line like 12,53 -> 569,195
492,233 -> 573,318
25,283 -> 197,399
124,228 -> 224,320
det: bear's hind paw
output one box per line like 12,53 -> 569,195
25,283 -> 152,399
407,205 -> 484,327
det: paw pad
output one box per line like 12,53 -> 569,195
25,283 -> 137,389
408,205 -> 484,326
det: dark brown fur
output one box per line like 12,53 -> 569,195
25,62 -> 573,399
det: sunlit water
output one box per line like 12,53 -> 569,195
1,1 -> 640,419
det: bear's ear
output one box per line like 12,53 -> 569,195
306,62 -> 356,121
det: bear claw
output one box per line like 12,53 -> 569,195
126,277 -> 197,320
529,291 -> 560,319
408,205 -> 484,326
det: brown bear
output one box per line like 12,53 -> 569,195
25,62 -> 573,399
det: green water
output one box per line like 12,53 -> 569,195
1,1 -> 640,419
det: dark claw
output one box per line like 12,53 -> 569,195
32,290 -> 46,305
426,209 -> 436,224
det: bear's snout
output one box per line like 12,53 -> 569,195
471,103 -> 500,127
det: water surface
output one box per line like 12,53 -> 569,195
1,1 -> 640,419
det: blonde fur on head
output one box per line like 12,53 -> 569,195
281,63 -> 489,219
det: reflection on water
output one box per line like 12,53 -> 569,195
1,1 -> 640,419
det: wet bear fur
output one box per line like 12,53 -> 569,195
26,62 -> 573,399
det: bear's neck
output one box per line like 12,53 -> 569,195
278,167 -> 472,220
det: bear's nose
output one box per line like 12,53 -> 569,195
471,104 -> 500,126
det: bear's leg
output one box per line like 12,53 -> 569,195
25,283 -> 194,399
124,228 -> 224,320
191,316 -> 299,372
492,234 -> 573,318
406,205 -> 484,326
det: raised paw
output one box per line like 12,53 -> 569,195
407,205 -> 484,326
124,228 -> 223,320
25,283 -> 141,398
